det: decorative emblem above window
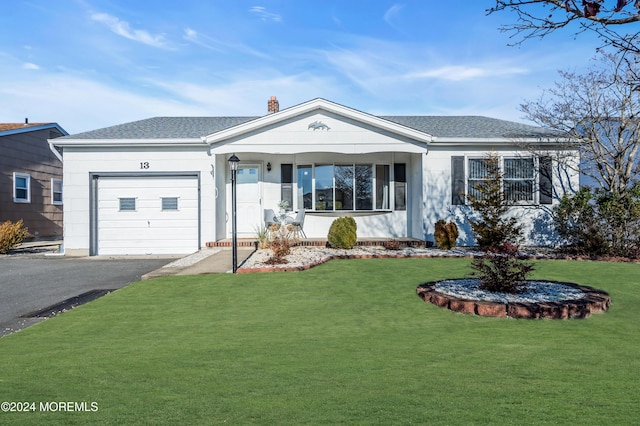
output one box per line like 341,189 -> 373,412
308,120 -> 330,131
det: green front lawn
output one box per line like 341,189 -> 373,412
1,258 -> 639,424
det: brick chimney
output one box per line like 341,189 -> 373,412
267,96 -> 279,114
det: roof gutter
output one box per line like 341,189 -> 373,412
48,140 -> 63,162
430,136 -> 573,147
51,138 -> 208,148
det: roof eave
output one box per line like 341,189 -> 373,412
51,138 -> 207,148
431,136 -> 572,146
1,123 -> 68,137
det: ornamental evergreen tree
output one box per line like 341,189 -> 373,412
466,153 -> 534,293
467,153 -> 523,250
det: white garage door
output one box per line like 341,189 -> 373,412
97,176 -> 199,255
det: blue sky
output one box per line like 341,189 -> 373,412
1,0 -> 603,134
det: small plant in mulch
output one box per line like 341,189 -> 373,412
255,225 -> 269,249
434,219 -> 458,250
265,224 -> 297,265
470,243 -> 535,293
383,239 -> 401,250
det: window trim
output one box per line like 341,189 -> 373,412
13,173 -> 31,203
51,179 -> 63,205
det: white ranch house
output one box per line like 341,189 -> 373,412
52,97 -> 578,256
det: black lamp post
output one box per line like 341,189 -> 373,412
228,154 -> 240,273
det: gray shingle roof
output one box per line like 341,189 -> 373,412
62,117 -> 258,140
381,116 -> 559,139
61,115 -> 558,140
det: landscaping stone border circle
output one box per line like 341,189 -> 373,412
416,280 -> 610,319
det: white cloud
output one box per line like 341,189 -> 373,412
183,27 -> 221,51
406,65 -> 528,81
182,27 -> 269,58
90,12 -> 171,49
249,6 -> 282,22
384,4 -> 405,32
22,62 -> 40,70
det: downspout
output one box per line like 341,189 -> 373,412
48,140 -> 63,162
46,140 -> 65,255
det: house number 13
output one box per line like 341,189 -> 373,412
140,162 -> 150,169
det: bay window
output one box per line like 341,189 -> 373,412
315,164 -> 334,210
296,163 -> 393,211
297,165 -> 312,210
376,165 -> 390,210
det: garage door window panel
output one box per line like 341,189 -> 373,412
162,197 -> 179,211
119,197 -> 136,211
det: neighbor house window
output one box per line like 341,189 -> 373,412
296,163 -> 391,211
13,173 -> 30,203
119,197 -> 136,211
52,179 -> 63,205
161,197 -> 178,210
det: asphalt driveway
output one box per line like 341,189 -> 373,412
0,255 -> 174,337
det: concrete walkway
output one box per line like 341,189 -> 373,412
142,247 -> 256,279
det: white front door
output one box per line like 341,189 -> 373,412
234,164 -> 261,236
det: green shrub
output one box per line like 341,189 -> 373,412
554,185 -> 640,258
434,220 -> 458,250
327,217 -> 357,249
0,219 -> 29,254
471,243 -> 535,293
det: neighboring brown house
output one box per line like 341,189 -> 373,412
0,121 -> 68,239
